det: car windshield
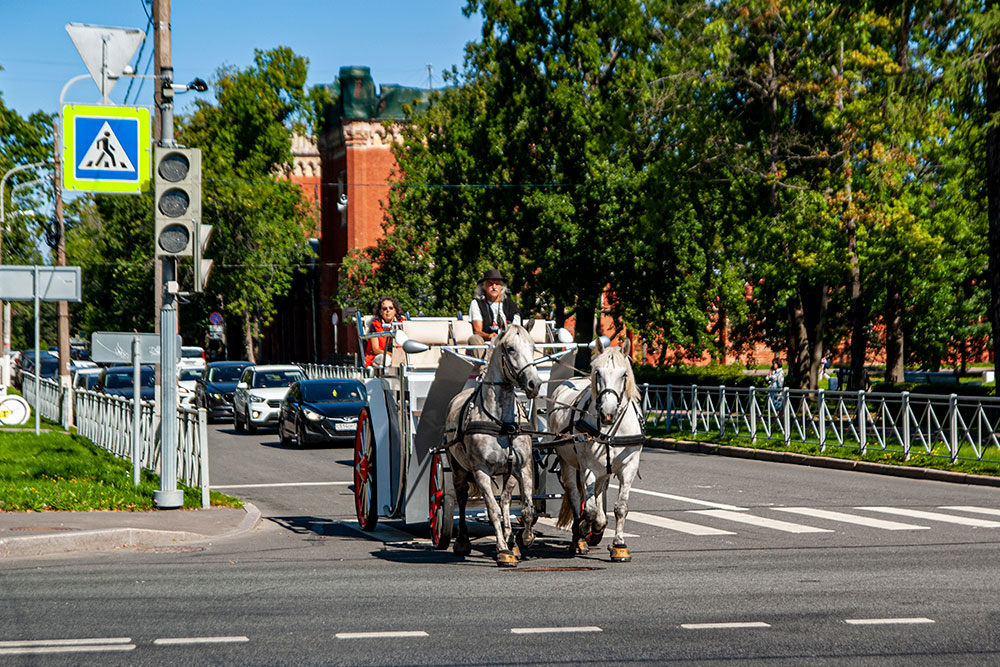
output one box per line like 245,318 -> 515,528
207,366 -> 246,382
105,369 -> 155,389
302,382 -> 365,404
178,368 -> 203,381
38,361 -> 59,376
253,370 -> 304,389
182,348 -> 203,358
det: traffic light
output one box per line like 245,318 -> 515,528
193,219 -> 213,292
154,147 -> 201,257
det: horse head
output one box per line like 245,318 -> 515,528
491,324 -> 541,398
591,337 -> 637,426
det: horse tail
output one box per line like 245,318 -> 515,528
556,494 -> 574,530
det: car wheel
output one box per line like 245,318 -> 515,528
246,409 -> 257,434
297,421 -> 308,449
234,405 -> 245,432
278,419 -> 291,447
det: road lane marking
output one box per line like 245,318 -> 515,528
772,507 -> 929,531
153,636 -> 249,645
690,509 -> 833,533
857,507 -> 1000,527
0,638 -> 132,648
533,516 -> 639,538
844,618 -> 934,625
609,485 -> 746,511
680,622 -> 771,630
510,626 -> 603,634
0,638 -> 135,655
938,506 -> 1000,518
626,511 -> 735,535
210,481 -> 350,489
336,631 -> 428,639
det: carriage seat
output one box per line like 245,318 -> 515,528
392,319 -> 453,369
450,319 -> 474,353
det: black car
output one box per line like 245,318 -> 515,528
195,361 -> 253,422
95,366 -> 156,401
278,379 -> 366,447
14,351 -> 59,388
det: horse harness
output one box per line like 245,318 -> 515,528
557,386 -> 646,474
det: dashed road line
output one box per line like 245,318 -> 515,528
626,511 -> 735,535
772,507 -> 929,531
0,637 -> 135,656
153,636 -> 249,646
938,505 -> 1000,518
680,622 -> 771,630
335,631 -> 429,639
844,617 -> 935,625
858,507 -> 1000,528
690,509 -> 833,533
510,626 -> 603,634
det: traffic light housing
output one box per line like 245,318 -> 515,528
193,219 -> 213,292
154,147 -> 201,257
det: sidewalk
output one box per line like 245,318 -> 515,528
0,503 -> 261,559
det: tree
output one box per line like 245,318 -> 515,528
179,47 -> 316,361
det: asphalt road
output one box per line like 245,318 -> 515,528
2,422 -> 1000,665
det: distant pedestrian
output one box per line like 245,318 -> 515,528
767,358 -> 785,411
821,354 -> 831,380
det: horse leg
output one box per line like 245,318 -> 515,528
451,462 -> 472,557
556,451 -> 587,555
499,474 -> 517,557
513,440 -> 536,550
587,470 -> 611,547
473,468 -> 517,567
609,449 -> 641,563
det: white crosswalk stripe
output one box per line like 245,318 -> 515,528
772,507 -> 930,531
534,516 -> 639,538
938,506 -> 1000,518
625,511 -> 735,535
857,507 -> 1000,527
690,509 -> 833,533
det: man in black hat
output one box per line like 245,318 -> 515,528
468,268 -> 522,350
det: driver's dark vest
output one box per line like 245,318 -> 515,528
475,295 -> 521,335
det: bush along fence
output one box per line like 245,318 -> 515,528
641,384 -> 1000,464
20,373 -> 211,507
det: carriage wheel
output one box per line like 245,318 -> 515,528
429,450 -> 453,550
353,407 -> 378,531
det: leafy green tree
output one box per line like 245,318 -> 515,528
180,47 -> 316,361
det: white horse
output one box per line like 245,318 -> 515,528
548,338 -> 645,562
441,324 -> 541,567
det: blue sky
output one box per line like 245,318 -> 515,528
0,1 -> 483,119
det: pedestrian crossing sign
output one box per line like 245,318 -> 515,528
62,104 -> 151,194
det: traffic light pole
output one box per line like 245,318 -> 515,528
153,0 -> 183,509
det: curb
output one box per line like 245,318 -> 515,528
0,502 -> 262,559
647,437 -> 1000,488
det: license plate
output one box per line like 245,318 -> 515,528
335,422 -> 356,432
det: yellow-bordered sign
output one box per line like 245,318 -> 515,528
62,104 -> 151,194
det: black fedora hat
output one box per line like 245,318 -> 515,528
478,268 -> 507,284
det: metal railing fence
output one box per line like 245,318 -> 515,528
641,384 -> 1000,463
17,374 -> 211,507
301,363 -> 365,380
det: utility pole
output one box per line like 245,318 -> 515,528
152,0 -> 183,509
52,119 -> 71,427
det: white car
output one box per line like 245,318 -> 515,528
179,346 -> 206,370
72,367 -> 103,392
177,367 -> 203,406
233,364 -> 306,434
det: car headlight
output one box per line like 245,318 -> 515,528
249,394 -> 266,403
303,408 -> 323,421
209,392 -> 223,400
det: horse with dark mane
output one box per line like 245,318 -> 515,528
441,324 -> 541,567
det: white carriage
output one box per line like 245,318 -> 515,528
351,314 -> 577,549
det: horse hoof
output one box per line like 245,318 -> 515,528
608,543 -> 631,562
586,528 -> 605,547
454,538 -> 472,557
572,539 -> 590,555
496,550 -> 519,567
515,529 -> 535,549
511,544 -> 521,560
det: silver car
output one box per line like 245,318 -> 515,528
233,364 -> 306,434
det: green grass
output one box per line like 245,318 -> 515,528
0,430 -> 241,511
647,422 -> 1000,477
